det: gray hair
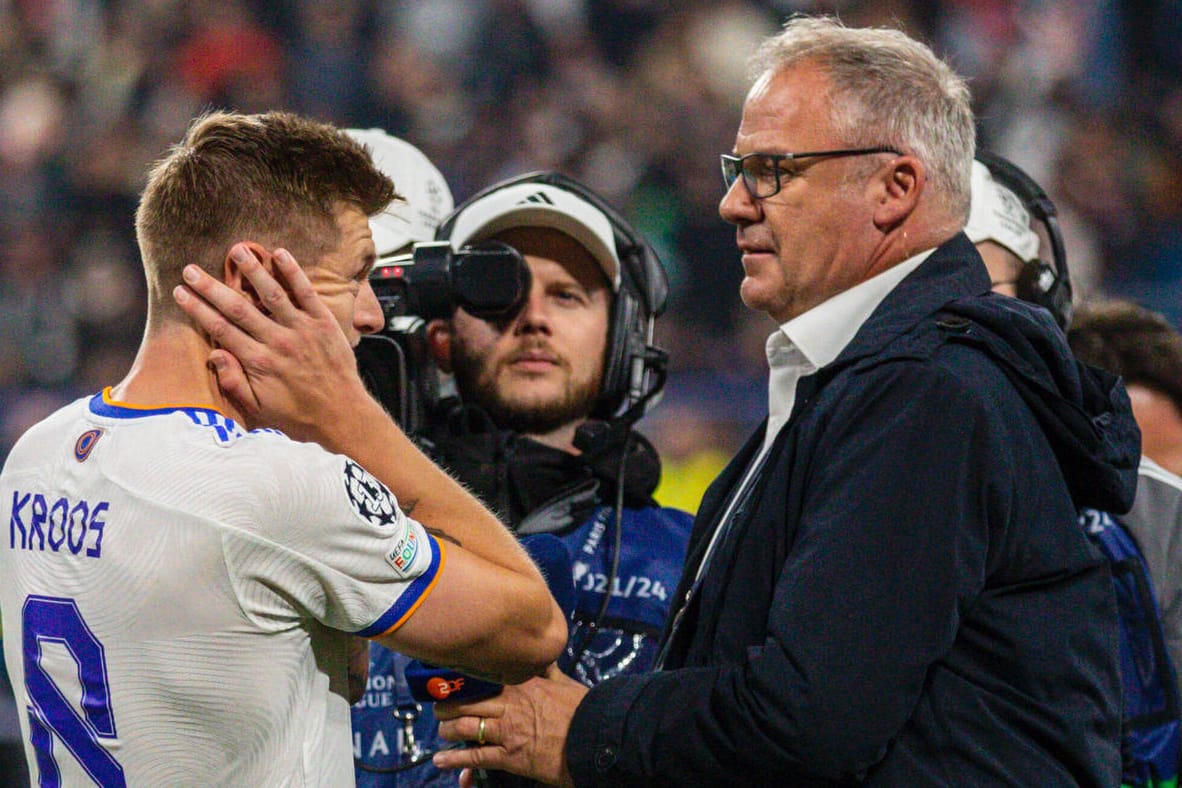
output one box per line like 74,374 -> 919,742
750,15 -> 975,221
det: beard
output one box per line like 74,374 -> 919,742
450,336 -> 601,435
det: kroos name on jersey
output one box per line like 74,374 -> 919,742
9,491 -> 109,557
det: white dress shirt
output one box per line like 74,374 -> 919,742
692,249 -> 934,586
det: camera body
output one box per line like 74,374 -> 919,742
370,241 -> 530,325
356,240 -> 530,433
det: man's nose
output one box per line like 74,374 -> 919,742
355,280 -> 385,335
512,288 -> 552,335
719,176 -> 762,227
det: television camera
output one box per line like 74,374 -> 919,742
355,240 -> 530,433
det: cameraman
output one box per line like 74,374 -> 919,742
423,174 -> 694,675
350,160 -> 693,784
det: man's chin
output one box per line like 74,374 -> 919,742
481,387 -> 596,436
495,375 -> 565,403
497,392 -> 566,417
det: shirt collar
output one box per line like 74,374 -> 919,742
779,248 -> 936,369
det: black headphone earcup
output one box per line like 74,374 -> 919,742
596,287 -> 639,419
594,241 -> 670,420
1015,260 -> 1071,330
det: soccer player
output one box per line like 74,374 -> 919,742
0,111 -> 565,785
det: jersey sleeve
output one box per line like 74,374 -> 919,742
217,436 -> 444,637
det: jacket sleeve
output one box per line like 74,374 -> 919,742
566,358 -> 1024,785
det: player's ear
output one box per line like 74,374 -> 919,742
426,319 -> 453,372
223,241 -> 275,313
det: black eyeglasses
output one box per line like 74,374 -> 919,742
720,147 -> 902,198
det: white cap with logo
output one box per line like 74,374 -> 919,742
346,128 -> 454,257
445,182 -> 622,291
965,159 -> 1041,263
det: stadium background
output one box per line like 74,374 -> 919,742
0,0 -> 1180,780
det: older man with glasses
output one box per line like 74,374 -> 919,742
410,16 -> 1132,787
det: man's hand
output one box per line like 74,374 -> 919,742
172,243 -> 371,441
434,664 -> 587,787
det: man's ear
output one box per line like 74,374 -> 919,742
872,155 -> 925,230
425,318 -> 453,372
223,241 -> 275,312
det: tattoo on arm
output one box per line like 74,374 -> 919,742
426,527 -> 462,547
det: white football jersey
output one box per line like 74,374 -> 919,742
0,389 -> 444,786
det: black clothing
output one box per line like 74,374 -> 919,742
418,403 -> 661,531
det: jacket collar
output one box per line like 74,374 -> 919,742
829,232 -> 990,370
694,234 -> 990,539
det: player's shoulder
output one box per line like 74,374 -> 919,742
224,431 -> 396,512
83,390 -> 349,493
218,435 -> 406,545
218,426 -> 348,489
1,395 -> 92,473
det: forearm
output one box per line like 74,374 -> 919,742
377,544 -> 566,683
324,388 -> 538,577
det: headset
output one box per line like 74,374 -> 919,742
436,171 -> 670,424
975,150 -> 1073,330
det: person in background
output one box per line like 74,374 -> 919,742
0,110 -> 565,785
971,153 -> 1181,787
1069,298 -> 1182,705
1069,301 -> 1182,479
430,15 -> 1136,785
964,158 -> 1045,299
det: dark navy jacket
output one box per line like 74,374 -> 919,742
566,234 -> 1139,786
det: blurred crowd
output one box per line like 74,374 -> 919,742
2,0 -> 1180,494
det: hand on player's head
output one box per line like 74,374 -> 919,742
173,243 -> 370,439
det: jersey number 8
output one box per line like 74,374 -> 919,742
23,595 -> 126,786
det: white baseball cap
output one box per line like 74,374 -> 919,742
346,128 -> 454,257
446,182 -> 622,291
965,159 -> 1041,263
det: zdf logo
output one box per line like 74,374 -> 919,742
426,676 -> 466,699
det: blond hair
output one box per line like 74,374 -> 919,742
135,111 -> 396,322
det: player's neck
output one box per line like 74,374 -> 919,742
108,324 -> 244,423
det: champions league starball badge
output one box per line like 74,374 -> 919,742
343,459 -> 399,527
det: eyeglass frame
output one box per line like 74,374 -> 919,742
720,147 -> 902,199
